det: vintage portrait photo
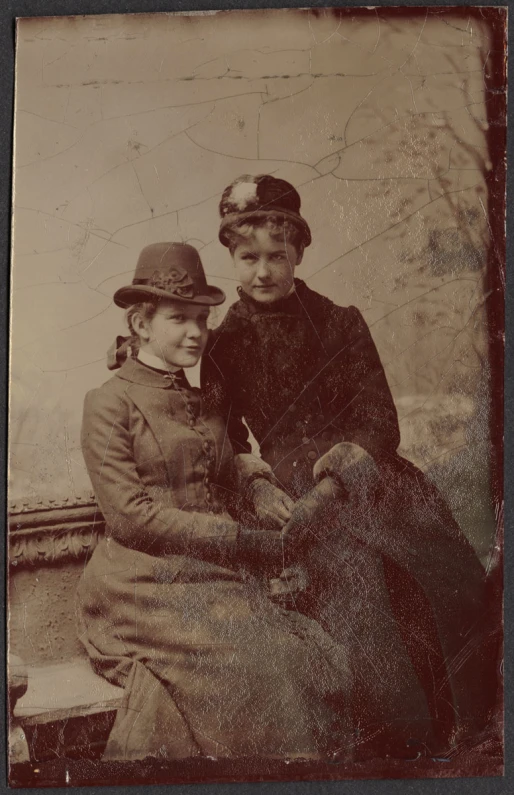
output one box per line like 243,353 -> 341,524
7,6 -> 506,788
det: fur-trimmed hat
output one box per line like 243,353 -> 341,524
218,175 -> 311,248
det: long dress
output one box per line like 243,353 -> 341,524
201,280 -> 498,756
77,357 -> 352,761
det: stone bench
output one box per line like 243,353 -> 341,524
14,659 -> 124,727
8,498 -> 119,764
9,657 -> 125,765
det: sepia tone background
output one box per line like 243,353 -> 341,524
10,8 -> 495,561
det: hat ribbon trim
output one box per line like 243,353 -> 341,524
133,267 -> 196,298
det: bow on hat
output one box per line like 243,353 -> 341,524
113,242 -> 226,308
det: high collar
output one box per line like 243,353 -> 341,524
115,357 -> 190,389
236,278 -> 309,317
137,349 -> 180,373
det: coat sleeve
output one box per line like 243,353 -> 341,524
323,306 -> 401,456
201,332 -> 253,455
81,386 -> 239,559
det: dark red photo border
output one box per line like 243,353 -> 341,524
5,4 -> 506,789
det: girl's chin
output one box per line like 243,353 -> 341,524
250,290 -> 280,303
168,353 -> 202,368
249,285 -> 292,303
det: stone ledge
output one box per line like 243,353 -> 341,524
9,493 -> 96,515
9,503 -> 105,569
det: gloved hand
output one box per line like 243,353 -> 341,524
247,478 -> 294,530
313,442 -> 381,498
280,476 -> 346,560
281,443 -> 382,558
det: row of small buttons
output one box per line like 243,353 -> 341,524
202,441 -> 216,507
172,381 -> 217,512
298,421 -> 334,461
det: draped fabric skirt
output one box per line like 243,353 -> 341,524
77,537 -> 352,761
292,454 -> 494,758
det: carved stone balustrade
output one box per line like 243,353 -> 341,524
9,494 -> 104,570
8,495 -> 117,764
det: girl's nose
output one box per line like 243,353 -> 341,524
256,259 -> 271,279
186,321 -> 202,338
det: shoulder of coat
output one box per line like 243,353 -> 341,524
327,304 -> 370,343
344,304 -> 369,331
299,283 -> 357,327
84,373 -> 133,410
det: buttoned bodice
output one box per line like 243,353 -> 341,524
81,358 -> 241,558
117,363 -> 231,515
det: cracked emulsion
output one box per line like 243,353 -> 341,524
8,6 -> 504,784
11,10 -> 495,558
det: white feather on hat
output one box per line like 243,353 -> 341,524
229,181 -> 258,210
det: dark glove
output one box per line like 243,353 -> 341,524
313,442 -> 381,498
281,444 -> 382,554
280,475 -> 346,558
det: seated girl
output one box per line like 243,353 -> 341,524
201,175 -> 497,758
77,242 -> 352,762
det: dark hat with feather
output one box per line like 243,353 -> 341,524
218,174 -> 311,248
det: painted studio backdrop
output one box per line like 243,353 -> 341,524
8,6 -> 504,781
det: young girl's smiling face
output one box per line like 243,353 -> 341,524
232,227 -> 303,304
134,299 -> 210,368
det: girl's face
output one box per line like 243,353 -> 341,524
232,227 -> 303,304
134,299 -> 210,368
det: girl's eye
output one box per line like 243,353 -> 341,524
169,314 -> 184,323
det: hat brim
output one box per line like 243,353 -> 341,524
219,210 -> 311,248
113,284 -> 226,309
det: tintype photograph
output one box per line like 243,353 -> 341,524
7,6 -> 506,789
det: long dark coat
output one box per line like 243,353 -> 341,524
201,279 -> 496,756
78,357 -> 352,761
